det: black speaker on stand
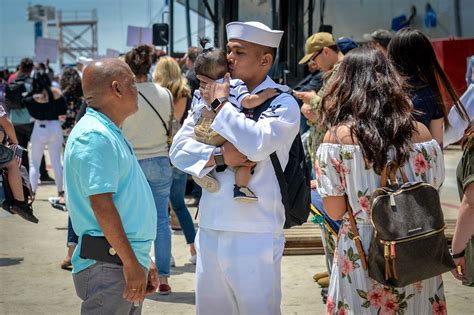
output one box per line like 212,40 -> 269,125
153,23 -> 169,46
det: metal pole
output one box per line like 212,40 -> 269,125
214,0 -> 219,47
454,0 -> 462,37
198,0 -> 205,40
308,0 -> 313,37
170,0 -> 174,55
272,0 -> 277,29
185,0 -> 191,47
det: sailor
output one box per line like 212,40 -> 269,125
170,21 -> 299,314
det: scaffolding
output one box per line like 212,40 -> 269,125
55,9 -> 98,66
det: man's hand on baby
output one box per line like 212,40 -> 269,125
262,88 -> 279,99
197,73 -> 230,105
222,142 -> 255,168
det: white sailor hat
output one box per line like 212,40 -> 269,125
226,21 -> 283,48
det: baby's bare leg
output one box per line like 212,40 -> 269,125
6,159 -> 25,202
235,165 -> 252,188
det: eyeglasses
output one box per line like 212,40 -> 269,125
311,50 -> 323,62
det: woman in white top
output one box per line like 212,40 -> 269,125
315,47 -> 447,314
122,45 -> 174,295
153,57 -> 198,265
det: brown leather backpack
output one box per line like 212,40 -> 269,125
348,161 -> 455,287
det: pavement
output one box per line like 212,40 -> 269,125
0,147 -> 472,315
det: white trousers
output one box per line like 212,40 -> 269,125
195,227 -> 285,315
29,120 -> 63,193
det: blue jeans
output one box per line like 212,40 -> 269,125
67,216 -> 79,246
170,167 -> 196,245
138,156 -> 172,277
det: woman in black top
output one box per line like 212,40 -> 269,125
22,71 -> 67,201
388,28 -> 468,148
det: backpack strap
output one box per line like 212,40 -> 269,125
270,152 -> 290,212
345,200 -> 368,270
242,92 -> 290,213
328,125 -> 368,269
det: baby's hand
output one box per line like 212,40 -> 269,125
262,88 -> 279,99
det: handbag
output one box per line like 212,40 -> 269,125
364,161 -> 455,287
138,90 -> 178,148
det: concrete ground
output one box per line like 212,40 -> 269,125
0,147 -> 471,315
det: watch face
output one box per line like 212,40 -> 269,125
211,98 -> 221,110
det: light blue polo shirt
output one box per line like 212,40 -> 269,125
64,107 -> 157,273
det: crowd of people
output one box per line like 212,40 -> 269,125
1,19 -> 473,315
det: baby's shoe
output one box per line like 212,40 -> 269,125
192,173 -> 220,193
233,185 -> 258,202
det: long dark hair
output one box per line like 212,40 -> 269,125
60,67 -> 83,99
388,28 -> 469,126
320,46 -> 416,174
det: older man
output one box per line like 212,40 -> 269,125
170,21 -> 300,314
64,59 -> 158,314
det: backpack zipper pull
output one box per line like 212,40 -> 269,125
390,193 -> 396,207
391,241 -> 398,280
384,242 -> 391,280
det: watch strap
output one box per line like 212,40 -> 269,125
450,248 -> 465,259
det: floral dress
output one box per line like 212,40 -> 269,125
315,140 -> 447,315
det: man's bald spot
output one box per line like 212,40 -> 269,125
82,58 -> 133,106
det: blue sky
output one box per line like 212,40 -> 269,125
0,0 -> 213,65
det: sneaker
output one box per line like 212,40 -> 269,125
10,202 -> 39,223
48,197 -> 67,212
170,256 -> 176,267
158,283 -> 171,295
189,255 -> 197,265
40,174 -> 54,183
233,185 -> 258,202
192,174 -> 220,193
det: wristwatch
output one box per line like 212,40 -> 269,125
449,248 -> 465,259
213,146 -> 225,166
210,97 -> 228,112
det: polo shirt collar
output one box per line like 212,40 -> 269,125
86,107 -> 122,134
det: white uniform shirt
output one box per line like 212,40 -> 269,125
170,76 -> 300,233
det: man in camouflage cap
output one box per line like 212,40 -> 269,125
294,32 -> 344,164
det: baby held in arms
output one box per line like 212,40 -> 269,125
191,38 -> 288,201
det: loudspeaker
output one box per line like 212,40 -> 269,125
153,23 -> 169,46
319,24 -> 333,33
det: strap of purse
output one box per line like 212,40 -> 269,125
345,198 -> 368,270
138,91 -> 170,138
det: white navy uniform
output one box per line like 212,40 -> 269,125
170,21 -> 297,315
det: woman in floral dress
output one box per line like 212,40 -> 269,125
315,46 -> 447,315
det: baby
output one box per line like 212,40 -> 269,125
191,39 -> 288,201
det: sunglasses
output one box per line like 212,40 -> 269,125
311,50 -> 323,61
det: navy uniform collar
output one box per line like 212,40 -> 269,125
251,76 -> 276,95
